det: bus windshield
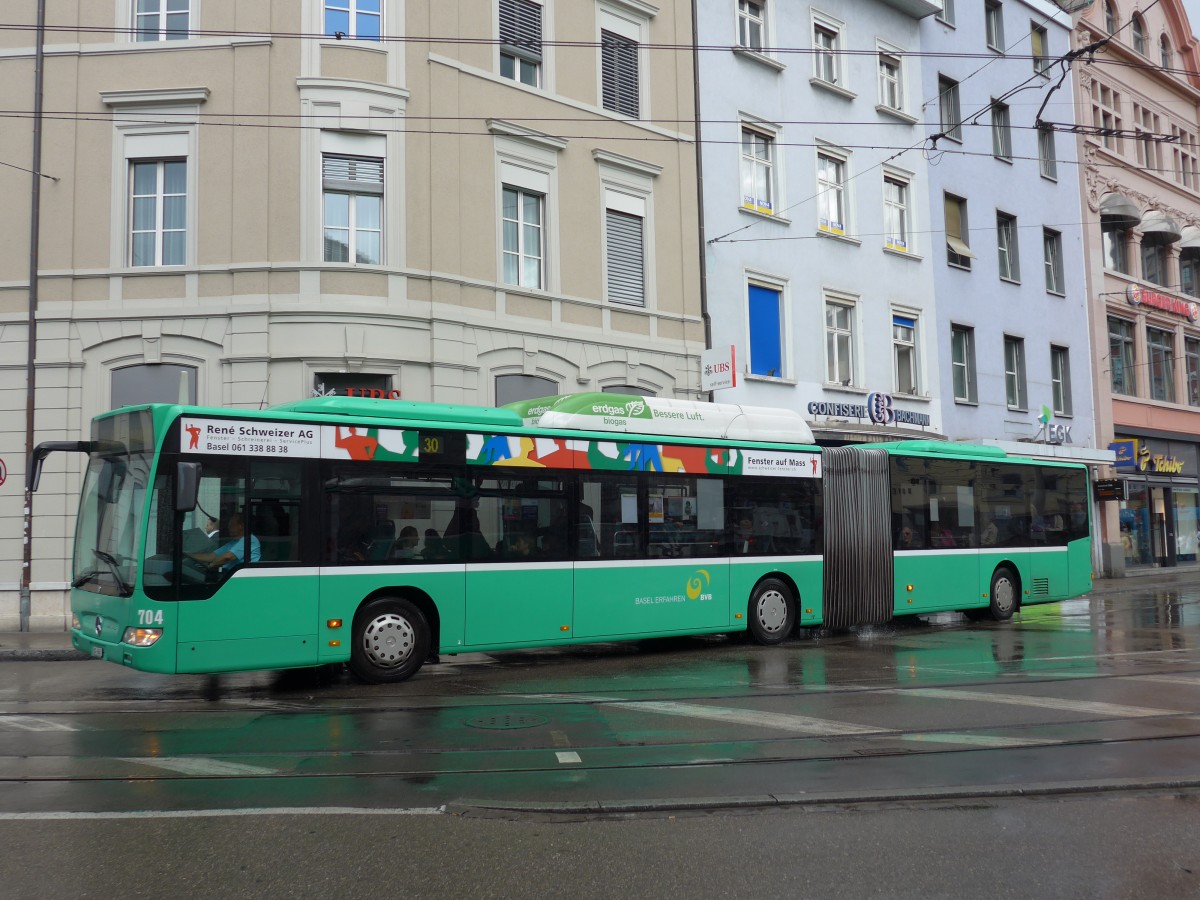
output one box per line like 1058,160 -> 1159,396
71,411 -> 156,597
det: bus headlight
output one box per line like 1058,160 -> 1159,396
122,627 -> 163,647
71,614 -> 81,630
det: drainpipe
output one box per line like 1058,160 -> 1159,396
20,0 -> 47,632
690,0 -> 712,399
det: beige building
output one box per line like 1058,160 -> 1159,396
0,0 -> 703,629
1074,0 -> 1200,575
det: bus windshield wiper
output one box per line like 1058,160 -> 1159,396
90,549 -> 132,596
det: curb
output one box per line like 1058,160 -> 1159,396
0,648 -> 90,663
446,776 -> 1200,817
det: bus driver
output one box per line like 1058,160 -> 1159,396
190,513 -> 262,571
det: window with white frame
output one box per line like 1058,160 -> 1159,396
323,154 -> 384,265
600,14 -> 641,119
500,0 -> 543,87
938,76 -> 962,141
951,324 -> 977,403
1043,228 -> 1064,294
945,193 -> 973,268
738,0 -> 766,51
1161,34 -> 1173,69
812,15 -> 842,85
985,1 -> 1004,51
1091,82 -> 1123,153
937,0 -> 955,25
324,0 -> 381,40
824,296 -> 856,386
1104,0 -> 1116,34
748,280 -> 786,378
893,313 -> 918,395
1004,334 -> 1027,409
991,100 -> 1012,160
1186,338 -> 1200,406
130,159 -> 187,267
502,186 -> 544,289
1038,124 -> 1058,179
997,211 -> 1020,281
1050,345 -> 1072,416
1031,23 -> 1049,74
740,125 -> 776,215
1131,14 -> 1146,55
817,149 -> 848,236
878,49 -> 903,111
605,189 -> 645,306
883,172 -> 911,253
1148,326 -> 1176,402
133,0 -> 190,41
1172,124 -> 1197,189
1108,316 -> 1136,395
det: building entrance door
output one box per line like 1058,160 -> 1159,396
1152,487 -> 1177,568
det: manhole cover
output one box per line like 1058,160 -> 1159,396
465,713 -> 549,730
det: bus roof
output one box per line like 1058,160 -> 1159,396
270,396 -> 525,428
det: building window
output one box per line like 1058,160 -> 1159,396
1131,14 -> 1145,55
601,29 -> 640,118
991,100 -> 1012,160
938,76 -> 962,142
738,0 -> 766,51
134,0 -> 190,41
1038,124 -> 1058,180
817,150 -> 847,236
883,173 -> 911,253
1161,35 -> 1173,69
825,298 -> 856,386
499,0 -> 543,87
1186,338 -> 1200,406
1171,125 -> 1197,189
1043,229 -> 1064,294
997,212 -> 1019,281
1091,82 -> 1123,153
1051,345 -> 1072,416
322,154 -> 383,265
313,372 -> 394,399
813,18 -> 842,85
324,0 -> 381,40
748,283 -> 785,378
1031,23 -> 1049,73
112,363 -> 197,409
878,49 -> 902,111
945,193 -> 972,268
985,1 -> 1004,51
1148,327 -> 1176,402
502,186 -> 544,289
740,126 -> 775,215
130,159 -> 187,267
1142,239 -> 1169,287
893,313 -> 918,395
605,207 -> 644,306
1182,253 -> 1200,296
951,325 -> 977,403
1104,0 -> 1117,34
1102,220 -> 1130,273
1004,335 -> 1027,409
1134,103 -> 1162,172
937,0 -> 955,26
496,373 -> 557,406
1108,316 -> 1136,396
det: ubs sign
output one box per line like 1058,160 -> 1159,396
807,391 -> 931,427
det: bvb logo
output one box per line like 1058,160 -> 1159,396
866,391 -> 896,425
685,569 -> 711,600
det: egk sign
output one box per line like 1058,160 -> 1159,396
1034,405 -> 1072,444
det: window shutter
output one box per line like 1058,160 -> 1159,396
606,209 -> 644,305
500,0 -> 543,61
601,30 -> 640,118
322,154 -> 384,194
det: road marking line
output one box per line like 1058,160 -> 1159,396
1131,675 -> 1200,687
893,688 -> 1181,718
0,717 -> 77,732
0,807 -> 445,821
556,751 -> 582,764
605,700 -> 891,736
118,757 -> 277,776
900,733 -> 1061,748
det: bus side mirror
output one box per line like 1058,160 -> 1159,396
177,462 -> 201,513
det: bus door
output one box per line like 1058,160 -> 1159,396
463,474 -> 573,646
175,458 -> 318,672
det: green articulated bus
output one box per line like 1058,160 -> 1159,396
30,393 -> 1092,683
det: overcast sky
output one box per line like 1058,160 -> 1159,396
1180,0 -> 1200,42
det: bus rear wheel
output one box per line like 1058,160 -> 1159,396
747,578 -> 795,645
350,597 -> 430,684
987,566 -> 1018,622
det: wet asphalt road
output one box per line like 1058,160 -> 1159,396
1,582 -> 1199,897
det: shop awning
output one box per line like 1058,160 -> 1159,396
1139,209 -> 1182,244
1099,192 -> 1141,227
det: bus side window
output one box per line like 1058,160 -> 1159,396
249,461 -> 303,563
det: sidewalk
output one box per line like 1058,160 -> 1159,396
1,567 -> 1196,662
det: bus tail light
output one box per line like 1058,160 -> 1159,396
122,627 -> 163,647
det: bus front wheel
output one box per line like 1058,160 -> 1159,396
747,578 -> 795,645
350,597 -> 430,684
987,566 -> 1018,622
